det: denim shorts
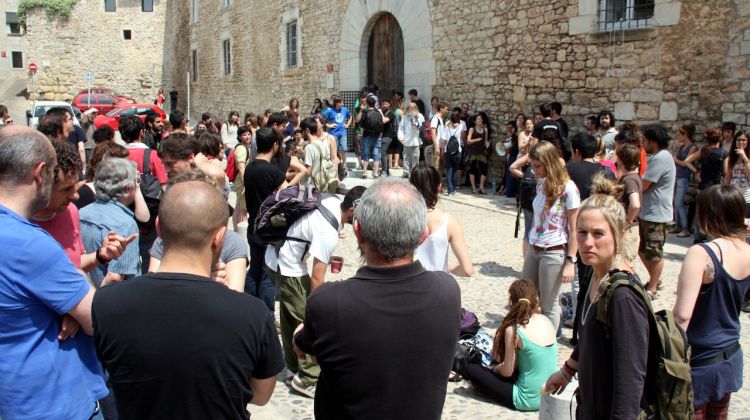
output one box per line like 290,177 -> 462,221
335,133 -> 347,152
362,136 -> 381,162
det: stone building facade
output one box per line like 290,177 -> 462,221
23,0 -> 165,102
1,0 -> 28,83
163,0 -> 750,138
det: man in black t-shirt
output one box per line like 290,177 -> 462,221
244,127 -> 302,311
293,179 -> 461,419
379,100 -> 397,175
93,181 -> 284,420
566,131 -> 615,343
408,89 -> 426,116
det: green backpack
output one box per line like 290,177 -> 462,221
595,270 -> 695,420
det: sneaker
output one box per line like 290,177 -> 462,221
742,299 -> 750,313
284,370 -> 295,387
290,374 -> 316,398
448,191 -> 457,196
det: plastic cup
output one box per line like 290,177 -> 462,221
330,256 -> 344,273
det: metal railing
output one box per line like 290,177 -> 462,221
597,0 -> 654,31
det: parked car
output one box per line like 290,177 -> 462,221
94,104 -> 166,131
73,94 -> 120,113
78,88 -> 136,104
25,101 -> 81,128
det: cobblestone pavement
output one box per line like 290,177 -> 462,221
244,173 -> 750,419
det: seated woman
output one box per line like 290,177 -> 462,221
462,279 -> 557,411
409,162 -> 474,276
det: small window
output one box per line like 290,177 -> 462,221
191,49 -> 198,81
104,0 -> 116,12
11,51 -> 22,69
123,30 -> 132,40
222,39 -> 231,76
191,0 -> 199,22
598,0 -> 654,31
222,0 -> 232,6
8,23 -> 21,35
6,12 -> 22,35
286,20 -> 297,69
142,0 -> 153,12
99,97 -> 114,105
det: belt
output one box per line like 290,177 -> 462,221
690,342 -> 740,367
531,244 -> 566,252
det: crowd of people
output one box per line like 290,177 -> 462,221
0,84 -> 749,420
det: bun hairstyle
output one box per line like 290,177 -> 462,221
578,174 -> 627,255
492,280 -> 539,363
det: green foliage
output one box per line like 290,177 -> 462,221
18,0 -> 78,26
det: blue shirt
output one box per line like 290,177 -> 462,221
80,200 -> 140,287
323,107 -> 351,137
0,204 -> 107,419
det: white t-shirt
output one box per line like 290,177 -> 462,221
528,179 -> 581,247
265,196 -> 341,277
440,123 -> 463,152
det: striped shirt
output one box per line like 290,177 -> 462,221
80,200 -> 140,287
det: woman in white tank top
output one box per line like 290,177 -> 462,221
410,163 -> 474,276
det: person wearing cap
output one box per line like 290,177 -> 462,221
82,108 -> 98,163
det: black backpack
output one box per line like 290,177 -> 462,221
253,185 -> 339,259
364,109 -> 383,135
518,164 -> 537,212
138,150 -> 163,228
445,125 -> 461,157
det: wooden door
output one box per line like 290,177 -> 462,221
367,13 -> 404,100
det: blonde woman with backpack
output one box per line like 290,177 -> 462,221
544,175 -> 650,418
674,185 -> 750,419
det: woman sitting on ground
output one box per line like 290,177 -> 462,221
673,185 -> 750,419
544,175 -> 649,418
461,279 -> 557,411
409,163 -> 474,277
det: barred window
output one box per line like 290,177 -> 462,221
286,20 -> 298,69
191,49 -> 198,81
598,0 -> 654,31
222,39 -> 231,76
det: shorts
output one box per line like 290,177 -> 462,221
335,133 -> 347,152
361,136 -> 381,162
638,219 -> 667,261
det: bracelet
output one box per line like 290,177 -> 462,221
559,367 -> 572,383
564,360 -> 578,374
95,248 -> 109,265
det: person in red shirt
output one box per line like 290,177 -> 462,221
120,116 -> 166,272
614,122 -> 648,177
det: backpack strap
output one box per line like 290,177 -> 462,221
595,269 -> 654,329
142,148 -> 152,176
278,192 -> 340,262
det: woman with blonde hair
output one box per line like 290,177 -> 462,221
544,175 -> 649,418
460,279 -> 557,411
519,140 -> 580,331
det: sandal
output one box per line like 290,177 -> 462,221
448,371 -> 462,382
361,174 -> 368,179
646,290 -> 658,301
478,189 -> 487,195
472,189 -> 478,194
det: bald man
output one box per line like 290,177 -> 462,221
92,181 -> 283,419
0,126 -> 108,418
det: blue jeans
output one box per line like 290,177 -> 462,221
674,177 -> 689,231
444,155 -> 460,193
246,233 -> 275,312
361,136 -> 381,162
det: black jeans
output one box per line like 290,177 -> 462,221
245,233 -> 275,312
463,363 -> 516,409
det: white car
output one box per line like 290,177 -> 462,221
26,101 -> 81,128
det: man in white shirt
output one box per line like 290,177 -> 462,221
265,187 -> 366,398
597,110 -> 618,160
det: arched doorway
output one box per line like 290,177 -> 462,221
367,13 -> 404,99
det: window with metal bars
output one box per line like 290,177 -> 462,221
222,39 -> 231,76
286,20 -> 297,69
598,0 -> 654,31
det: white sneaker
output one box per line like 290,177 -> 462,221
290,373 -> 316,398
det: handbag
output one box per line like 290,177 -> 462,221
451,342 -> 482,380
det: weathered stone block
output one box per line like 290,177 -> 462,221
722,113 -> 747,124
615,102 -> 635,120
720,103 -> 734,113
630,88 -> 664,103
742,42 -> 750,56
735,103 -> 750,113
636,104 -> 658,120
659,102 -> 679,121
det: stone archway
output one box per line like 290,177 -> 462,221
339,0 -> 436,100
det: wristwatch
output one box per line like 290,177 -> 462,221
565,255 -> 577,264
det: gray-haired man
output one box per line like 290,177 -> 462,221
293,178 -> 461,419
80,157 -> 141,287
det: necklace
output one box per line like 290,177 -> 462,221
581,257 -> 620,326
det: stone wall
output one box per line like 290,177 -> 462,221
24,0 -> 165,103
166,0 -> 749,140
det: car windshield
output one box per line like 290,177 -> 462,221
105,108 -> 120,117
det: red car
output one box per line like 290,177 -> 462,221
78,88 -> 136,104
73,93 -> 121,113
94,104 -> 167,131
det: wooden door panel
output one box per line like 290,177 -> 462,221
367,13 -> 404,99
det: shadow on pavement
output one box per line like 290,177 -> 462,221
476,261 -> 521,279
